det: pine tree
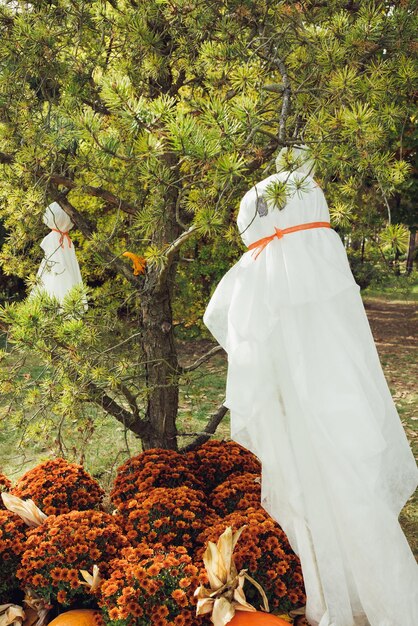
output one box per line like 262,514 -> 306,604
0,0 -> 416,450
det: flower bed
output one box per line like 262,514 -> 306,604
2,447 -> 306,625
11,458 -> 105,515
111,449 -> 203,506
17,510 -> 128,607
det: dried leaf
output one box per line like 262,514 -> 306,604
1,493 -> 47,528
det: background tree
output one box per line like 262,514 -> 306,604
0,0 -> 416,453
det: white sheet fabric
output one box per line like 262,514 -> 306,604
35,202 -> 84,303
203,171 -> 418,626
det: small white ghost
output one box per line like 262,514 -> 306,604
34,201 -> 85,304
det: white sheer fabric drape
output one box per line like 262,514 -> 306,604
34,202 -> 84,303
203,171 -> 418,626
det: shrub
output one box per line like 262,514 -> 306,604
115,486 -> 218,550
0,510 -> 28,602
185,441 -> 261,492
210,472 -> 261,515
110,449 -> 203,507
17,510 -> 128,607
99,543 -> 206,626
196,508 -> 306,614
11,458 -> 105,515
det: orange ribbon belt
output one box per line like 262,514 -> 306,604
51,228 -> 72,248
248,221 -> 331,259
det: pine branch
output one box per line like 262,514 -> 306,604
0,151 -> 138,215
49,174 -> 138,215
180,403 -> 229,452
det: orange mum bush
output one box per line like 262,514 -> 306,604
0,510 -> 28,602
17,510 -> 129,607
0,472 -> 12,509
11,458 -> 105,515
110,449 -> 203,506
99,543 -> 208,626
185,441 -> 261,492
210,472 -> 261,515
116,486 -> 218,550
196,508 -> 306,614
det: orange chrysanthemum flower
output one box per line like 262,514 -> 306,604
184,440 -> 261,492
115,486 -> 218,550
196,507 -> 306,614
0,510 -> 28,602
11,458 -> 105,515
110,449 -> 203,506
210,472 -> 261,515
99,543 -> 208,626
17,510 -> 128,607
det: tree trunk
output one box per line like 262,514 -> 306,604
139,150 -> 182,450
140,281 -> 179,450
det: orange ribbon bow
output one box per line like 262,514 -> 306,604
51,228 -> 72,249
247,221 -> 331,259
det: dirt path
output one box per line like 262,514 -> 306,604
363,297 -> 417,448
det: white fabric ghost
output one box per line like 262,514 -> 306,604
203,147 -> 418,626
34,201 -> 85,303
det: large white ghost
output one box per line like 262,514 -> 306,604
203,146 -> 418,626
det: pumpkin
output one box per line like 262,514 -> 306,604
48,610 -> 104,626
228,611 -> 292,625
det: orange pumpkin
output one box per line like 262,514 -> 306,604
228,611 -> 292,625
48,610 -> 104,626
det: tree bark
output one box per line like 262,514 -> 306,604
140,283 -> 180,450
139,149 -> 182,450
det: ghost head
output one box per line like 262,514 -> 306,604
275,144 -> 316,177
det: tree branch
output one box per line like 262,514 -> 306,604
0,151 -> 13,164
0,151 -> 138,215
180,403 -> 229,452
156,225 -> 198,290
49,175 -> 138,215
272,52 -> 291,143
86,381 -> 152,438
181,345 -> 225,373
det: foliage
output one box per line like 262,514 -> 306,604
210,472 -> 262,516
17,510 -> 129,607
364,269 -> 418,300
11,457 -> 105,515
115,486 -> 217,550
110,448 -> 203,506
0,0 -> 416,450
0,509 -> 28,602
99,543 -> 205,626
185,440 -> 261,492
196,508 -> 306,614
378,223 -> 410,256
